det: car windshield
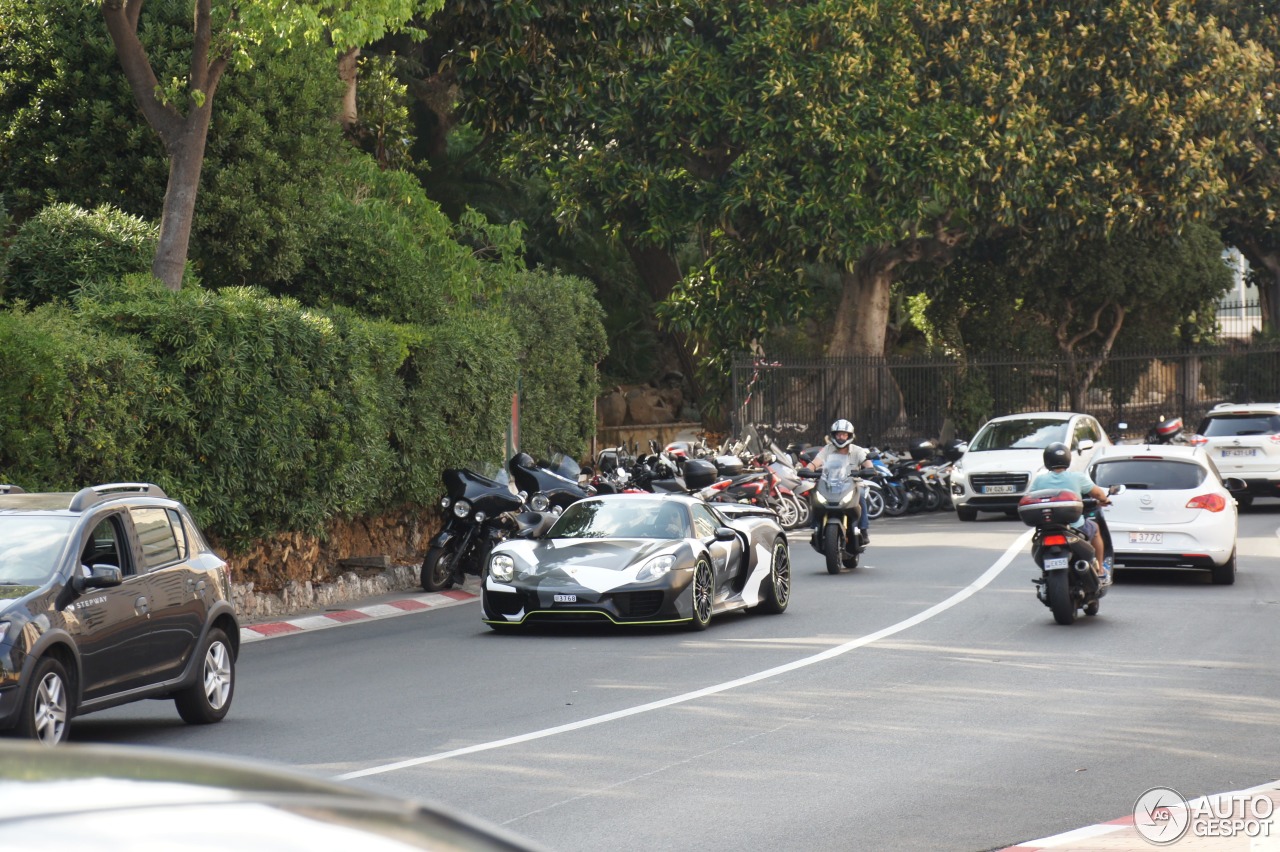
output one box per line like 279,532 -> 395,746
1091,459 -> 1207,490
969,419 -> 1069,451
0,516 -> 75,584
1198,414 -> 1280,437
547,498 -> 690,539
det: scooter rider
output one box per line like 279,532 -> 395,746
1030,442 -> 1113,585
811,418 -> 874,542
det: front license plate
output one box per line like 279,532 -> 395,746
982,484 -> 1016,494
1221,448 -> 1258,458
553,593 -> 577,603
1043,556 -> 1069,570
1129,531 -> 1163,544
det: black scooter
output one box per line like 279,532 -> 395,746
421,466 -> 529,592
1018,484 -> 1124,624
798,465 -> 870,574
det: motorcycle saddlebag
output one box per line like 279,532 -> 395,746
714,455 -> 745,476
684,458 -> 719,490
1017,489 -> 1083,527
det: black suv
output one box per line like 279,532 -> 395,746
0,483 -> 238,744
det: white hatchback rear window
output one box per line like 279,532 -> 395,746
1092,460 -> 1206,490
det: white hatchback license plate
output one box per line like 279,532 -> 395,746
983,484 -> 1016,494
553,594 -> 577,603
1129,531 -> 1163,544
1221,448 -> 1258,457
1043,556 -> 1069,570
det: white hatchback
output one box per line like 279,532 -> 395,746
1088,445 -> 1244,585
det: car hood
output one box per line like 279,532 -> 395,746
957,448 -> 1045,475
495,538 -> 682,592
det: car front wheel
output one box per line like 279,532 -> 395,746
175,628 -> 235,724
17,657 -> 71,746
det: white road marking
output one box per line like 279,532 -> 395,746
336,529 -> 1033,781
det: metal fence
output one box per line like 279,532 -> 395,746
731,343 -> 1280,450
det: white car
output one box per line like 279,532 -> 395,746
951,411 -> 1110,521
1192,402 -> 1280,508
1088,444 -> 1244,585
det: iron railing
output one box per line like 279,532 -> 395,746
731,343 -> 1280,450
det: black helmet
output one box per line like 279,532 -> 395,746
1042,442 -> 1071,470
509,452 -> 536,472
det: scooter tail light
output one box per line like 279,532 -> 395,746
1042,534 -> 1068,546
1186,493 -> 1226,512
1189,434 -> 1208,445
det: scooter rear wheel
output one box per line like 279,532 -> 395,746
1046,570 -> 1076,625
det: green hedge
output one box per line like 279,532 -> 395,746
0,305 -> 162,488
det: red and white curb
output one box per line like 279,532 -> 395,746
1001,779 -> 1280,850
239,586 -> 479,644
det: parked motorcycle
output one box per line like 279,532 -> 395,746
1018,484 -> 1124,625
421,463 -> 527,592
798,460 -> 869,574
508,452 -> 591,512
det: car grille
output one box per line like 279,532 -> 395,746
613,590 -> 666,619
485,590 -> 525,616
971,473 -> 1029,491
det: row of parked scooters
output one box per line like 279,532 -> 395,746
589,429 -> 969,530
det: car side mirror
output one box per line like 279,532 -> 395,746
1222,477 -> 1248,493
72,564 -> 123,594
714,527 -> 737,542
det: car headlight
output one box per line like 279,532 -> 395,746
453,499 -> 472,519
530,493 -> 550,512
637,554 -> 677,582
490,554 -> 516,582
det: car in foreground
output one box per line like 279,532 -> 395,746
1192,402 -> 1280,507
0,482 -> 238,745
0,740 -> 544,851
951,411 -> 1110,521
481,493 -> 790,629
1089,445 -> 1244,585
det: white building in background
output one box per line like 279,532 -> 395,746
1217,247 -> 1261,338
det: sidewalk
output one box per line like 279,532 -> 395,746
238,575 -> 482,644
1001,783 -> 1280,851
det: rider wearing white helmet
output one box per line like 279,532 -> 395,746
811,418 -> 874,541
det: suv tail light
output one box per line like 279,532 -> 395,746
1186,494 -> 1227,512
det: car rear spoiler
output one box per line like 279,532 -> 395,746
714,502 -> 778,521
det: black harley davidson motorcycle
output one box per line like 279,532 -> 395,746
421,464 -> 527,592
1018,484 -> 1123,625
507,452 -> 592,513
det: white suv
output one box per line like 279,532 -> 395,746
1192,403 -> 1280,507
951,411 -> 1111,521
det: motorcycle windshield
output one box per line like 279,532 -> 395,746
819,457 -> 856,499
545,453 -> 584,483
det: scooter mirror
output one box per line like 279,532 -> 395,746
1108,484 -> 1126,495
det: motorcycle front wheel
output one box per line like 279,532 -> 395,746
883,485 -> 908,517
865,488 -> 885,520
420,543 -> 459,592
789,493 -> 811,528
824,525 -> 844,575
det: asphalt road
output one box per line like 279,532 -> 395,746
78,507 -> 1280,851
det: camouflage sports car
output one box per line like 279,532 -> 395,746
481,494 -> 791,629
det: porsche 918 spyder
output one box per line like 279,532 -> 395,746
481,494 -> 790,629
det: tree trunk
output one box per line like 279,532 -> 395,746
102,0 -> 227,292
1247,247 -> 1280,334
624,242 -> 704,408
337,47 -> 360,132
152,109 -> 212,289
825,256 -> 904,437
829,263 -> 893,358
